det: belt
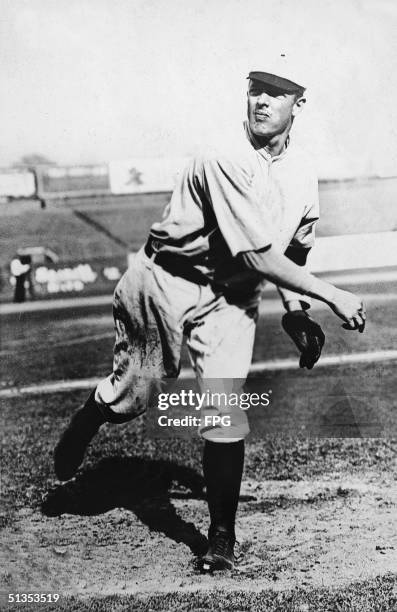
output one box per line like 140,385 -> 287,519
144,237 -> 209,286
144,238 -> 166,259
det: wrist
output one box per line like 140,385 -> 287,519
284,299 -> 304,312
307,277 -> 336,305
285,309 -> 308,317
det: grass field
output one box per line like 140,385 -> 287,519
1,271 -> 396,610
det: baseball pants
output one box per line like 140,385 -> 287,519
95,247 -> 258,441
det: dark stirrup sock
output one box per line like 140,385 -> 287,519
84,390 -> 132,425
79,390 -> 106,428
203,439 -> 245,538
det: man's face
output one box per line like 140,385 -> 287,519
247,79 -> 304,140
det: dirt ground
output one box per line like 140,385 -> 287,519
2,471 -> 396,599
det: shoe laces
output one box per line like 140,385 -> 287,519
211,530 -> 234,558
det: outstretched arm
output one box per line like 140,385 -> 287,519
239,245 -> 366,332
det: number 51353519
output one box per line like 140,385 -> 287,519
8,593 -> 60,603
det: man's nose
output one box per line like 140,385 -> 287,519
257,92 -> 270,106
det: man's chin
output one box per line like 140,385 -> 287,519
250,125 -> 273,140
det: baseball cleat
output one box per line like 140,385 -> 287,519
200,527 -> 235,572
54,391 -> 104,481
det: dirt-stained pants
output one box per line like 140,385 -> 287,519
95,247 -> 258,441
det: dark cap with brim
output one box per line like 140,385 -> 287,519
248,71 -> 306,95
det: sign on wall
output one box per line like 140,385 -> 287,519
109,157 -> 190,194
37,165 -> 109,197
0,169 -> 36,198
4,255 -> 126,302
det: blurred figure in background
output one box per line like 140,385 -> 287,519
11,253 -> 34,302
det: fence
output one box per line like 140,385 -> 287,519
36,165 -> 110,199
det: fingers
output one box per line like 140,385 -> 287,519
358,301 -> 366,332
341,299 -> 366,332
359,301 -> 366,319
333,291 -> 367,332
342,320 -> 364,331
341,311 -> 366,332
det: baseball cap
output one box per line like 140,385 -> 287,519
248,53 -> 306,95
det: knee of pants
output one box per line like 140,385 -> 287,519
95,374 -> 149,421
198,404 -> 250,442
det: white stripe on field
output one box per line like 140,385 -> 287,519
0,377 -> 101,399
1,269 -> 397,316
246,349 -> 397,373
179,349 -> 397,377
1,349 -> 396,399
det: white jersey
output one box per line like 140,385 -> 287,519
150,121 -> 319,306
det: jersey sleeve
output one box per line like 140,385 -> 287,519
277,171 -> 320,310
200,156 -> 273,257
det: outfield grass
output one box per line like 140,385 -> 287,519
66,193 -> 169,252
0,206 -> 126,280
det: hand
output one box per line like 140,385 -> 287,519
282,310 -> 325,369
329,288 -> 366,332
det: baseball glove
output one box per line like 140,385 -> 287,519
282,310 -> 325,369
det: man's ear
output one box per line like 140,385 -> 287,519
292,96 -> 306,117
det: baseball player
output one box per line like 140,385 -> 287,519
54,56 -> 366,572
